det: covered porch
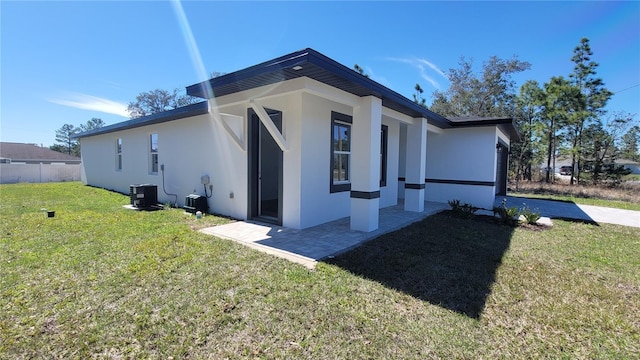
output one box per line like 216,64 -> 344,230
200,200 -> 449,269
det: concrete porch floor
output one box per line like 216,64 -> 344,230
200,200 -> 450,268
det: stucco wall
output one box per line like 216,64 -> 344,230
425,126 -> 499,209
497,126 -> 510,147
295,93 -> 401,229
298,93 -> 352,228
80,111 -> 249,220
79,77 -> 409,229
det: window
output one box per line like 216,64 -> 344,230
116,138 -> 122,171
330,111 -> 352,193
149,133 -> 158,174
380,125 -> 388,187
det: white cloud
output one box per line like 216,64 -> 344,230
364,66 -> 390,87
415,58 -> 447,78
48,93 -> 129,117
386,57 -> 448,89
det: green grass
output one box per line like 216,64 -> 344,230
1,182 -> 639,358
623,173 -> 640,181
509,192 -> 640,211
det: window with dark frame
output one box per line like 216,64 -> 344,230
116,138 -> 122,171
330,111 -> 352,193
149,133 -> 158,174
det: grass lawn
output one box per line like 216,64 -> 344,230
624,174 -> 640,181
1,182 -> 639,358
509,181 -> 640,211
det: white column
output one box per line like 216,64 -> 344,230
350,96 -> 382,232
404,117 -> 427,212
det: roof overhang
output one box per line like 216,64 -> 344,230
449,116 -> 521,142
186,48 -> 451,128
73,101 -> 209,139
73,49 -> 521,142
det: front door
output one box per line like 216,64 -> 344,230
248,108 -> 283,225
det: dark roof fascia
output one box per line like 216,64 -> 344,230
186,50 -> 309,99
449,117 -> 521,142
186,48 -> 451,128
449,117 -> 513,127
73,101 -> 209,139
303,49 -> 451,127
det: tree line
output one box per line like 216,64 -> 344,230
52,89 -> 197,156
52,118 -> 105,156
414,37 -> 638,185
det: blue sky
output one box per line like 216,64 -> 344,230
2,1 -> 638,147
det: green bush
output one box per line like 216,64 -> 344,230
520,204 -> 541,225
494,198 -> 520,226
448,199 -> 478,219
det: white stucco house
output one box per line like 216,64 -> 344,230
75,48 -> 517,232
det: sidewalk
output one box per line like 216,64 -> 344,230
498,196 -> 640,228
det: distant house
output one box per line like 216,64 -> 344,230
75,48 -> 518,232
540,156 -> 640,176
0,142 -> 81,164
0,142 -> 82,184
617,159 -> 640,175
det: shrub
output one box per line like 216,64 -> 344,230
520,204 -> 541,225
448,199 -> 461,210
495,198 -> 520,226
448,199 -> 478,219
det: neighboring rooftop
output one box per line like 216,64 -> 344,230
0,142 -> 81,163
616,159 -> 640,165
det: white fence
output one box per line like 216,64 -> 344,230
0,164 -> 81,184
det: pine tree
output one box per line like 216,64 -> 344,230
512,80 -> 544,183
541,77 -> 580,183
55,124 -> 78,155
567,38 -> 613,184
413,83 -> 426,108
621,125 -> 640,162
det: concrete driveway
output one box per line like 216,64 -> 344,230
497,196 -> 640,228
